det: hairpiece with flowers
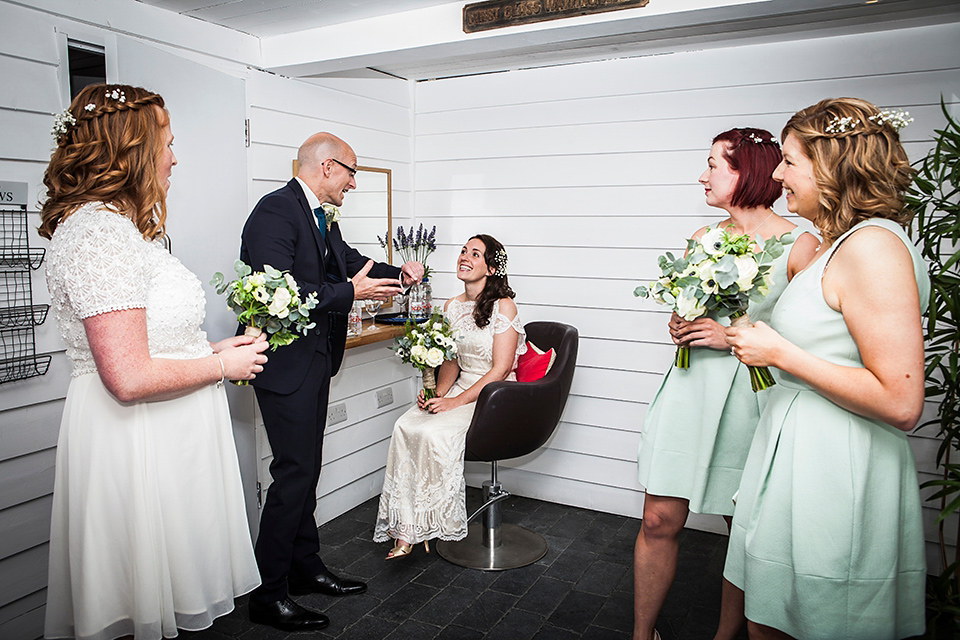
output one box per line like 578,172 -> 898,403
50,87 -> 132,145
823,108 -> 912,136
492,249 -> 508,277
745,132 -> 777,145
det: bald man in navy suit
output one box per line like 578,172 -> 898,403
241,133 -> 422,631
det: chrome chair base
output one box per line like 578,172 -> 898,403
435,522 -> 548,570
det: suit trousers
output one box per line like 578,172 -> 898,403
250,347 -> 332,604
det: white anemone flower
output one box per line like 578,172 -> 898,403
700,228 -> 726,256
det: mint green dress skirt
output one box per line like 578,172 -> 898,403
723,219 -> 928,639
636,233 -> 798,516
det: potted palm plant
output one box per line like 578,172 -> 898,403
905,98 -> 960,636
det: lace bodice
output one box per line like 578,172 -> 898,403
46,202 -> 212,377
445,298 -> 526,382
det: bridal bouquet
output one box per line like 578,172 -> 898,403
379,223 -> 437,279
634,227 -> 794,391
392,310 -> 458,400
212,260 -> 319,352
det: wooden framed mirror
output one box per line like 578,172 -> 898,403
292,160 -> 392,265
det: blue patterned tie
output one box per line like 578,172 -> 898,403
312,207 -> 326,237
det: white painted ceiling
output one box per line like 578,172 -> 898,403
137,0 -> 960,80
137,0 -> 456,37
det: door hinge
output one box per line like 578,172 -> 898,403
244,118 -> 250,148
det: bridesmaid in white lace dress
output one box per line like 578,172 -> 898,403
39,85 -> 268,640
373,234 -> 526,558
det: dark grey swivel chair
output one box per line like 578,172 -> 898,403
436,321 -> 579,570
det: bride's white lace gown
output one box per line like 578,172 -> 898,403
373,298 -> 525,544
43,203 -> 259,640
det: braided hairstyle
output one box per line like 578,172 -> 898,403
780,97 -> 914,243
39,84 -> 169,240
470,234 -> 515,329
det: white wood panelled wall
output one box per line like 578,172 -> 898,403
1,4 -> 93,636
245,70 -> 419,528
1,1 -> 959,636
413,23 -> 960,569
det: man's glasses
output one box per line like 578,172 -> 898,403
330,158 -> 357,177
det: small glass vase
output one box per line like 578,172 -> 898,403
409,282 -> 431,320
729,309 -> 776,392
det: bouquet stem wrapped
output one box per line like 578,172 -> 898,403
421,367 -> 438,400
729,309 -> 776,391
635,226 -> 794,392
392,310 -> 457,404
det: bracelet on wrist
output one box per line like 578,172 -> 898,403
216,355 -> 225,388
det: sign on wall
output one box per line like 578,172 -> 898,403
463,0 -> 650,33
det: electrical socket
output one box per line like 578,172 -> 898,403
327,402 -> 348,426
376,386 -> 394,408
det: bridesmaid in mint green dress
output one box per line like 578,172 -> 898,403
725,98 -> 928,640
633,128 -> 819,640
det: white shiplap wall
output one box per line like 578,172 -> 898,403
413,22 -> 960,571
0,3 -> 260,637
0,4 -> 89,636
245,69 -> 420,527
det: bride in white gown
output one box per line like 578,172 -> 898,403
373,234 -> 526,558
40,84 -> 268,640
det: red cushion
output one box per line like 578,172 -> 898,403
515,341 -> 556,382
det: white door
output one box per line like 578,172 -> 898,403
115,38 -> 259,538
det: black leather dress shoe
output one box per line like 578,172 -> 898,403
288,569 -> 368,597
248,597 -> 330,631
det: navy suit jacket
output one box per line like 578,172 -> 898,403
240,178 -> 400,394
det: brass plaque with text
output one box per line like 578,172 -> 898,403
463,0 -> 650,33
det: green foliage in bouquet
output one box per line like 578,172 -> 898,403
211,260 -> 319,351
393,310 -> 458,400
635,226 -> 794,389
905,98 -> 960,632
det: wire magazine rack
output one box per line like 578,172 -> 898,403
0,194 -> 51,384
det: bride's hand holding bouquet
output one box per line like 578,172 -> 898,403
212,260 -> 319,383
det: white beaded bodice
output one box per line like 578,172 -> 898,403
446,298 -> 526,384
46,202 -> 212,377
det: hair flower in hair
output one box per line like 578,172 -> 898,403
825,116 -> 861,135
84,103 -> 96,112
493,249 -> 508,277
51,109 -> 76,141
106,89 -> 126,102
868,109 -> 913,131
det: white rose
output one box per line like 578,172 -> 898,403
268,287 -> 292,317
425,347 -> 444,368
676,293 -> 706,321
248,274 -> 266,287
700,228 -> 726,256
284,273 -> 299,295
734,255 -> 760,290
410,344 -> 428,364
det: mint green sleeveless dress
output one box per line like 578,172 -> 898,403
636,231 -> 802,516
724,219 -> 928,639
